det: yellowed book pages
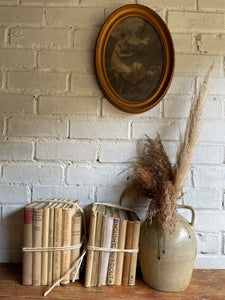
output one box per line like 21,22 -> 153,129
128,212 -> 140,286
84,205 -> 97,287
122,212 -> 134,286
70,209 -> 81,281
91,204 -> 105,286
107,208 -> 120,285
22,201 -> 41,285
32,202 -> 46,286
61,203 -> 72,286
114,209 -> 128,285
41,201 -> 52,286
53,202 -> 65,286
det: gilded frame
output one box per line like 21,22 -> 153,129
94,4 -> 174,114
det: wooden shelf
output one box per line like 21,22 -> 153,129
0,264 -> 224,299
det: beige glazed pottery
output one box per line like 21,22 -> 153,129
139,204 -> 197,292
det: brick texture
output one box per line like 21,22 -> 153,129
10,28 -> 69,48
0,0 -> 224,269
8,117 -> 68,137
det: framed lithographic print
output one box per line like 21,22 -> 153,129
95,4 -> 174,113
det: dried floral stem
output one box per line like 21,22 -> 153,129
173,62 -> 214,197
120,63 -> 214,233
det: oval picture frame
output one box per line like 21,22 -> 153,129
95,4 -> 175,114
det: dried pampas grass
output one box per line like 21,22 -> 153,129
120,62 -> 214,232
173,63 -> 214,196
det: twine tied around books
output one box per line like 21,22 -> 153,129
22,201 -> 87,297
22,201 -> 140,296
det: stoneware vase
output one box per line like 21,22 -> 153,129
139,204 -> 197,292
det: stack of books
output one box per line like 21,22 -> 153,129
22,199 -> 82,286
84,203 -> 140,287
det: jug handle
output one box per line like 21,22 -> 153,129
177,204 -> 195,226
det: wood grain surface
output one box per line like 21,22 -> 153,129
0,264 -> 224,299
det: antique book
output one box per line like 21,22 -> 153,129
47,200 -> 59,286
52,202 -> 66,286
85,203 -> 140,288
41,201 -> 53,286
114,209 -> 128,285
107,208 -> 120,285
84,205 -> 97,287
122,211 -> 135,286
23,201 -> 42,285
100,206 -> 113,286
70,208 -> 82,281
128,211 -> 141,285
91,204 -> 105,286
32,201 -> 47,286
97,208 -> 107,287
61,203 -> 73,286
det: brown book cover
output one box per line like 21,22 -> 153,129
70,209 -> 81,281
84,204 -> 97,287
32,201 -> 46,286
91,204 -> 105,286
114,209 -> 128,285
122,211 -> 135,286
128,211 -> 140,286
22,201 -> 41,285
107,208 -> 120,285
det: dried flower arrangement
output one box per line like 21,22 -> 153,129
120,63 -> 214,233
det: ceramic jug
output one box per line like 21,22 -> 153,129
139,204 -> 197,292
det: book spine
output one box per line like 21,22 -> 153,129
70,215 -> 81,281
22,207 -> 33,285
84,212 -> 97,287
47,206 -> 54,286
114,219 -> 127,285
122,221 -> 134,286
100,216 -> 113,286
32,208 -> 43,286
61,208 -> 72,286
97,214 -> 107,287
91,211 -> 104,286
41,207 -> 49,285
107,217 -> 119,285
53,207 -> 62,286
128,221 -> 141,285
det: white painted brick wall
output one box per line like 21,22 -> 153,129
67,164 -> 128,186
7,71 -> 67,92
36,140 -> 97,161
11,28 -> 70,49
8,117 -> 68,137
70,118 -> 130,139
0,0 -> 224,269
38,96 -> 101,115
168,11 -> 224,30
39,50 -> 93,73
44,7 -> 105,27
3,165 -> 63,185
0,94 -> 34,113
0,49 -> 35,68
0,141 -> 33,160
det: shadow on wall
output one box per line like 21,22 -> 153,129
1,206 -> 24,263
